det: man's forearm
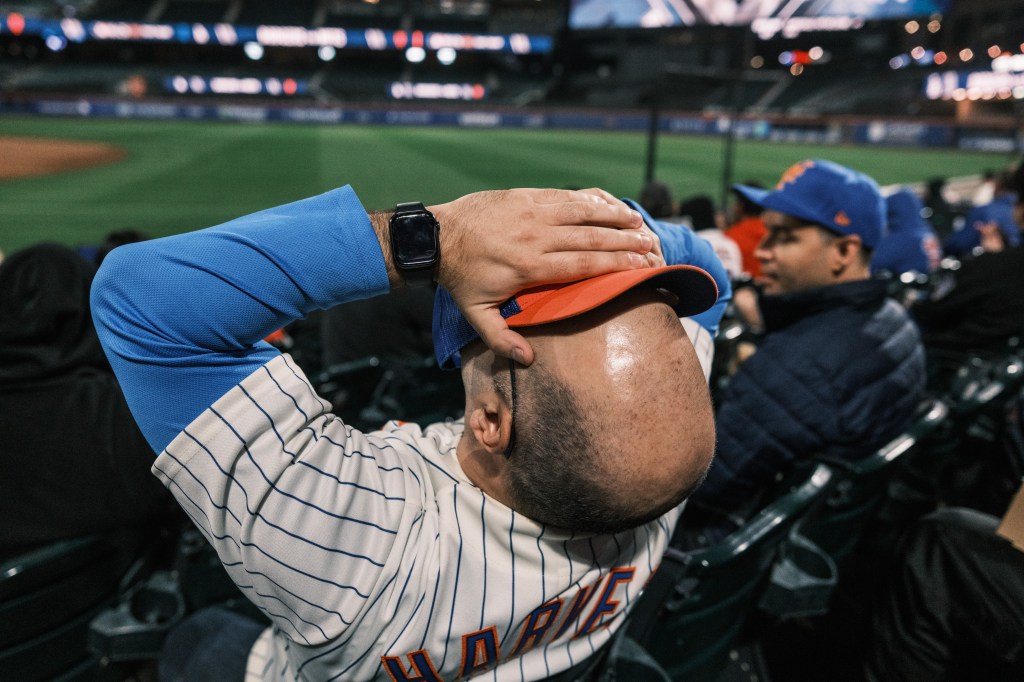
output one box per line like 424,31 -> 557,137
91,185 -> 390,454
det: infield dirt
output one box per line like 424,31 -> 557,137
0,136 -> 125,180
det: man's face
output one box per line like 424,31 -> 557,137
755,210 -> 840,295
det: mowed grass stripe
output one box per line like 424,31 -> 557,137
0,116 -> 1012,253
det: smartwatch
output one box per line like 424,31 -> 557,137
389,202 -> 440,287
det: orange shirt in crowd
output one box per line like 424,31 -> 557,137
725,216 -> 767,278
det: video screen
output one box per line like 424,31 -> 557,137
569,0 -> 950,29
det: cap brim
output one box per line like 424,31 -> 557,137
733,183 -> 827,229
504,264 -> 718,328
732,183 -> 772,208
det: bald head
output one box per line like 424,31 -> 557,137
459,287 -> 715,533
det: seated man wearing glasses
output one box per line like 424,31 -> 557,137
91,186 -> 729,682
682,160 -> 926,540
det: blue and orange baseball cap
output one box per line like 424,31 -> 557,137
732,159 -> 885,250
433,265 -> 719,369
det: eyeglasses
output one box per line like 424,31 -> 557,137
504,357 -> 518,459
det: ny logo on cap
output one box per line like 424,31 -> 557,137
776,160 -> 815,189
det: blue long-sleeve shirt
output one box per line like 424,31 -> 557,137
91,186 -> 389,452
92,187 -> 730,455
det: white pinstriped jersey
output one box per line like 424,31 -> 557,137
154,320 -> 713,682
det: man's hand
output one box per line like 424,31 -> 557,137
429,188 -> 655,365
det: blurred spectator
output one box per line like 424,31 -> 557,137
639,179 -> 676,219
96,229 -> 150,266
679,194 -> 743,279
321,287 -> 435,366
872,189 -> 941,276
913,213 -> 1024,375
682,160 -> 925,537
0,244 -> 173,560
923,177 -> 957,241
725,181 -> 768,279
865,507 -> 1024,682
943,171 -> 1020,257
76,229 -> 149,267
972,169 -> 998,206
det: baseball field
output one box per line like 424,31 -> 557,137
0,115 -> 1012,254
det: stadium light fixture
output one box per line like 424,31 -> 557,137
437,47 -> 457,65
44,34 -> 67,52
889,55 -> 909,70
244,42 -> 264,60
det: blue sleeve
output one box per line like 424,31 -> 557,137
623,199 -> 732,335
90,185 -> 390,454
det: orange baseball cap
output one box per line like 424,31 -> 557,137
433,264 -> 719,369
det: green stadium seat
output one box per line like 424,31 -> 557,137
627,463 -> 834,680
0,535 -> 133,681
799,399 -> 949,568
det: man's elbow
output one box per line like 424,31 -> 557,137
90,242 -> 151,351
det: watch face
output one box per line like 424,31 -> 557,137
392,213 -> 439,267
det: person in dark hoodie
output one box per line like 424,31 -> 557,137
943,170 -> 1020,258
0,243 -> 174,560
872,188 -> 941,276
680,160 -> 926,538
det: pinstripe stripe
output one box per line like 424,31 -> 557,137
169,435 -> 390,567
210,406 -> 399,535
440,488 -> 464,670
480,495 -> 488,629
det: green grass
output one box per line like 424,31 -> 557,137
0,115 -> 1013,254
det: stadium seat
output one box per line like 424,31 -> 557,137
927,350 -> 1024,515
0,535 -> 137,681
627,463 -> 833,680
357,355 -> 466,429
761,395 -> 950,618
89,525 -> 261,664
793,399 -> 950,574
311,355 -> 387,423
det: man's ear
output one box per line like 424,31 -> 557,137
466,392 -> 512,456
831,234 -> 863,274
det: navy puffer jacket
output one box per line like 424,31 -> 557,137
693,279 -> 926,515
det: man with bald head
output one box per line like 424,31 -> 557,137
91,185 -> 728,681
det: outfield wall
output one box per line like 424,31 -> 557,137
2,96 -> 1021,153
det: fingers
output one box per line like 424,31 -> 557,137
577,187 -> 629,209
531,194 -> 643,231
534,250 -> 652,284
544,224 -> 653,255
465,308 -> 536,366
557,200 -> 644,230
